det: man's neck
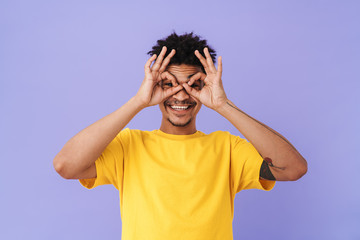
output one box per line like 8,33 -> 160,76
159,120 -> 197,135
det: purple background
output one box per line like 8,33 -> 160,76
1,0 -> 359,239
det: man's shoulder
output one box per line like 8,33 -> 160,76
194,130 -> 234,143
206,130 -> 232,137
118,128 -> 157,138
113,128 -> 153,146
206,130 -> 247,143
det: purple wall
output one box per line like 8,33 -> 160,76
1,0 -> 359,239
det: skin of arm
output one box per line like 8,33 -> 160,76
53,46 -> 182,179
217,100 -> 307,181
183,48 -> 308,181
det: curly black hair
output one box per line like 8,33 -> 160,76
147,32 -> 216,72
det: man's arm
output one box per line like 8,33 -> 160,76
218,100 -> 307,181
53,46 -> 182,179
53,97 -> 144,179
183,48 -> 307,181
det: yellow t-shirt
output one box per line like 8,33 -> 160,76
79,128 -> 275,240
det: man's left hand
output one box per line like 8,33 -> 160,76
182,47 -> 228,111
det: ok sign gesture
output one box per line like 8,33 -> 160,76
135,46 -> 183,107
182,47 -> 228,111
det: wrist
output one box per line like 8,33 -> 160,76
213,98 -> 230,113
130,95 -> 148,111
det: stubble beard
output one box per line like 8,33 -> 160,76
167,117 -> 192,127
164,99 -> 196,128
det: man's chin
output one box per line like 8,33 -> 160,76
167,118 -> 192,127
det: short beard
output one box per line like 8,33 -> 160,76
167,117 -> 192,127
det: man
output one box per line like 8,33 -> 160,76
53,32 -> 307,239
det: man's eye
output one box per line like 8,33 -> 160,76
191,81 -> 204,90
162,82 -> 173,88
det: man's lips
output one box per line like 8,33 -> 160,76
164,102 -> 196,113
168,105 -> 192,111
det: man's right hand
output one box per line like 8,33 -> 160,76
135,46 -> 183,108
54,47 -> 182,180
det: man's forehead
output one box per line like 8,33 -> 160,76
165,64 -> 202,78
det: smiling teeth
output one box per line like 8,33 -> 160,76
170,105 -> 190,110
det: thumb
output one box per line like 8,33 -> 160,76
183,83 -> 200,100
163,85 -> 183,99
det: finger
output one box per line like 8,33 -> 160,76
152,46 -> 167,71
145,54 -> 157,74
194,50 -> 210,73
183,83 -> 200,100
160,71 -> 178,86
159,49 -> 176,73
215,56 -> 223,83
217,56 -> 223,74
204,47 -> 216,73
187,72 -> 207,86
163,85 -> 183,99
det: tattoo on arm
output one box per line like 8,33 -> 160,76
260,157 -> 285,180
260,159 -> 276,180
263,157 -> 285,170
226,102 -> 300,154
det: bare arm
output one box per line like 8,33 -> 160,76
183,48 -> 307,181
53,98 -> 144,179
53,46 -> 182,179
217,100 -> 307,181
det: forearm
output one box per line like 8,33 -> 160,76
217,100 -> 307,181
53,96 -> 144,178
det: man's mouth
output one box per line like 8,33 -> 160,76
164,101 -> 196,113
169,105 -> 192,111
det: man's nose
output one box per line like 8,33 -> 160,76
173,88 -> 190,101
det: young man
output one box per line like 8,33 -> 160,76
53,32 -> 307,239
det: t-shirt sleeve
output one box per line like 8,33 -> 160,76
230,134 -> 275,193
78,130 -> 126,190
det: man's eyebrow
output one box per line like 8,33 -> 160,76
167,72 -> 176,79
187,73 -> 196,79
166,72 -> 200,80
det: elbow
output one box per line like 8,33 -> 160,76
288,158 -> 308,181
53,155 -> 73,179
